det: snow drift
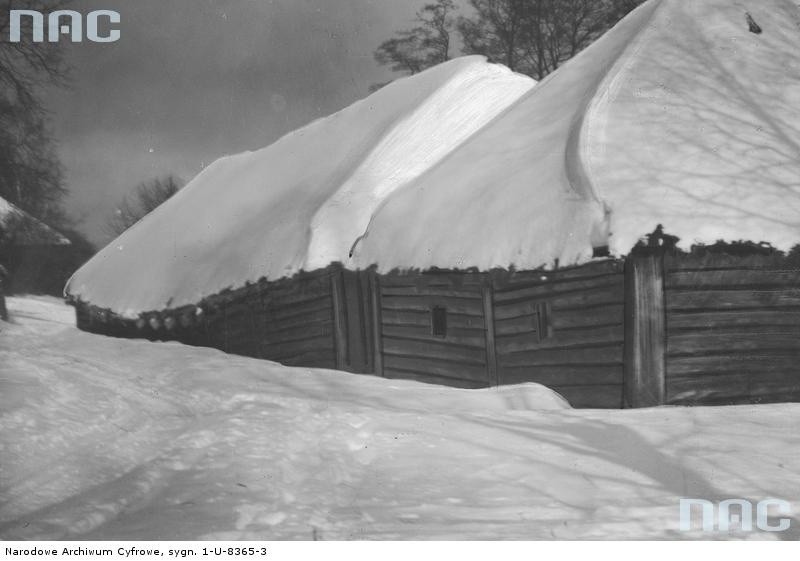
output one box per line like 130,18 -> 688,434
65,0 -> 800,316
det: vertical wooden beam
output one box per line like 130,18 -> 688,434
331,268 -> 348,370
482,281 -> 498,387
369,270 -> 384,377
624,253 -> 667,408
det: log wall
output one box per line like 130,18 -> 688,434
378,271 -> 491,388
71,253 -> 800,408
492,260 -> 626,408
664,253 -> 800,405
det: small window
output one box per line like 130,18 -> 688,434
431,306 -> 448,338
533,302 -> 551,343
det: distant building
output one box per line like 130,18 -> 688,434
0,196 -> 71,310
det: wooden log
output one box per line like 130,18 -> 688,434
369,271 -> 384,377
331,270 -> 348,370
382,336 -> 488,365
550,384 -> 623,409
667,309 -> 800,331
499,344 -> 623,368
381,308 -> 485,329
482,284 -> 498,386
666,269 -> 800,289
496,324 -> 624,354
493,274 -> 622,304
381,294 -> 485,316
382,323 -> 486,346
497,364 -> 622,387
667,330 -> 800,357
667,354 -> 800,377
623,254 -> 667,408
666,288 -> 800,311
382,355 -> 490,385
382,366 -> 489,389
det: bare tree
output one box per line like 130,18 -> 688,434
458,0 -> 643,80
374,0 -> 457,76
0,0 -> 72,224
106,176 -> 184,237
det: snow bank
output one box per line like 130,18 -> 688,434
2,296 -> 799,540
66,0 -> 800,316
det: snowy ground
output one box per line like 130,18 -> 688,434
1,296 -> 799,540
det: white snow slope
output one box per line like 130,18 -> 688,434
64,58 -> 534,316
2,296 -> 800,540
65,0 -> 800,317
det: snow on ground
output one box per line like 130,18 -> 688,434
1,296 -> 799,540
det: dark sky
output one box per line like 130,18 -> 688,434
44,0 -> 428,244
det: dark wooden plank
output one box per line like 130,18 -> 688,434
494,312 -> 541,336
495,260 -> 624,289
265,292 -> 331,313
275,349 -> 337,368
382,324 -> 487,347
666,289 -> 800,311
497,364 -> 622,386
381,308 -> 485,329
382,355 -> 490,385
667,331 -> 800,357
667,371 -> 800,405
549,384 -> 623,409
489,284 -> 624,320
493,275 -> 623,304
482,285 -> 498,386
260,306 -> 334,332
380,285 -> 483,299
381,272 -> 485,289
331,271 -> 348,370
381,294 -> 485,316
382,336 -> 488,365
499,344 -> 623,368
370,272 -> 384,377
496,324 -> 624,354
262,321 -> 333,345
667,309 -> 800,331
666,269 -> 800,290
664,253 -> 790,272
382,366 -> 488,389
262,336 -> 336,360
549,304 -> 624,330
623,254 -> 666,408
667,354 -> 800,377
264,296 -> 333,323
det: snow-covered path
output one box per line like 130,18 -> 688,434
1,296 -> 798,540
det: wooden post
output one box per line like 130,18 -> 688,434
624,253 -> 667,408
482,282 -> 498,387
331,268 -> 348,370
369,270 -> 384,377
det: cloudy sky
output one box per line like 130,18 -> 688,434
44,0 -> 431,245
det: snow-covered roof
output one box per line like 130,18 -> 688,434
66,0 -> 800,316
0,197 -> 70,247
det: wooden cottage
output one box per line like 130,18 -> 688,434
66,0 -> 800,408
